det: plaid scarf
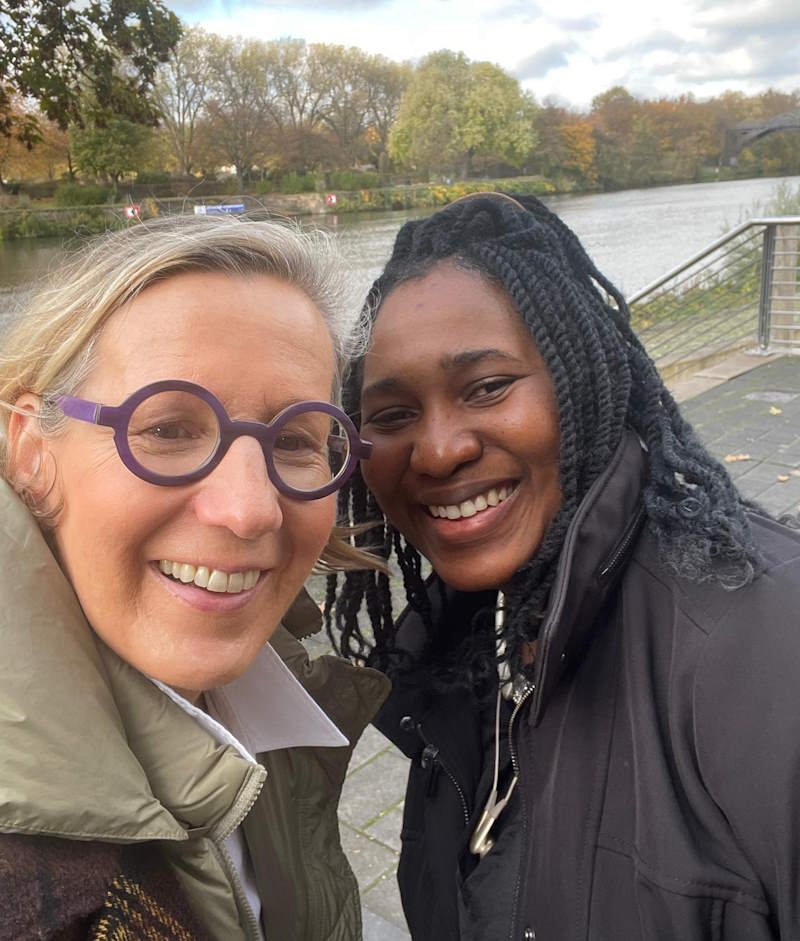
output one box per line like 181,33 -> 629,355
0,833 -> 208,941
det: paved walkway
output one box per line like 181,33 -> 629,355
325,353 -> 800,940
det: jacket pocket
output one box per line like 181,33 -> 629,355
590,845 -> 775,941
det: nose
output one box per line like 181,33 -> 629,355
409,412 -> 482,478
192,436 -> 283,539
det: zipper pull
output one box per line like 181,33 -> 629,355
420,743 -> 441,796
469,776 -> 518,857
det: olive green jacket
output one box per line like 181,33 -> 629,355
0,480 -> 390,940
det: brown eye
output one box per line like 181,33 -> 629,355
364,407 -> 417,429
470,377 -> 516,400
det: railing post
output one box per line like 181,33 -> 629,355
758,224 -> 776,351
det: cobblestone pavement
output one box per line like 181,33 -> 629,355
319,355 -> 800,940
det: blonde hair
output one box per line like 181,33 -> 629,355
0,214 -> 382,573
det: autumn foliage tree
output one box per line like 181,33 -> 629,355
390,51 -> 535,179
0,0 -> 180,143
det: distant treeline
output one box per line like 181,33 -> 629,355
1,25 -> 799,198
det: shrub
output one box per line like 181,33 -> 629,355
279,173 -> 316,194
253,179 -> 276,195
54,183 -> 110,207
328,170 -> 380,191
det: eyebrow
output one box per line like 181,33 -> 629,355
361,348 -> 519,399
440,348 -> 518,369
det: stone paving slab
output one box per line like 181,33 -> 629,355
681,355 -> 800,519
328,355 -> 800,940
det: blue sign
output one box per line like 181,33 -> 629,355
193,203 -> 246,215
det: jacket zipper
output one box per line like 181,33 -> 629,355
212,840 -> 263,941
415,722 -> 471,826
598,503 -> 645,583
208,765 -> 267,941
508,682 -> 534,941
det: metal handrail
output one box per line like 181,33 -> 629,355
628,216 -> 800,304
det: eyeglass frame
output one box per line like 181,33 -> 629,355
55,378 -> 372,500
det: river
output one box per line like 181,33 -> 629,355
1,175 -> 799,330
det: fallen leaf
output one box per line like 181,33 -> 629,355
777,474 -> 790,483
724,453 -> 751,463
769,405 -> 783,415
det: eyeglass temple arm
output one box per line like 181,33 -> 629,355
56,394 -> 101,424
55,394 -> 123,429
328,429 -> 372,460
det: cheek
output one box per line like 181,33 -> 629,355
360,447 -> 404,509
285,496 -> 336,561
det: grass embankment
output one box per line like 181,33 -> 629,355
0,175 -> 558,240
630,184 -> 800,375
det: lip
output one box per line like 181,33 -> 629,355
421,482 -> 520,545
150,562 -> 267,613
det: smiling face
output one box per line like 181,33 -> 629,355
32,271 -> 337,696
360,262 -> 562,592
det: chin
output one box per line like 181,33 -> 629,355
435,562 -> 515,593
146,636 -> 260,696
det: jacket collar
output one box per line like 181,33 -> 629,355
0,479 -> 337,844
386,430 -> 646,739
528,429 -> 646,724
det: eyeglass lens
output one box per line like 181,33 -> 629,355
127,390 -> 351,492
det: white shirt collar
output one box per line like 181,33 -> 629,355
150,642 -> 348,760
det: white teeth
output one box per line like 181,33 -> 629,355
194,566 -> 210,588
427,484 -> 517,520
179,563 -> 195,583
227,572 -> 244,593
158,560 -> 260,594
459,499 -> 477,518
207,570 -> 228,592
243,570 -> 259,590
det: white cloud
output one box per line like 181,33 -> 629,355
181,0 -> 800,108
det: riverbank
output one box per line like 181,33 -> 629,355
5,171 -> 800,242
0,175 -> 565,240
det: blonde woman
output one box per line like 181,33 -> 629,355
0,216 -> 388,940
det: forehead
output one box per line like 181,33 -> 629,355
90,270 -> 335,404
364,263 -> 542,380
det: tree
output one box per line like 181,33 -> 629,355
390,51 -> 534,179
204,36 -> 274,188
0,92 -> 42,186
310,45 -> 371,165
363,56 -> 411,167
390,51 -> 471,176
530,101 -> 571,180
265,38 -> 330,174
152,26 -> 210,176
0,1 -> 181,141
459,62 -> 536,176
70,117 -> 150,195
590,86 -> 636,189
558,118 -> 596,187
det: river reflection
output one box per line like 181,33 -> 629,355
1,175 -> 798,329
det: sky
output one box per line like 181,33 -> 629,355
173,0 -> 800,109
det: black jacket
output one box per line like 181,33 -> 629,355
375,432 -> 800,941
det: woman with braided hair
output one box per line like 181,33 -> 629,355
327,193 -> 800,941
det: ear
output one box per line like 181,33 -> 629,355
6,393 -> 46,495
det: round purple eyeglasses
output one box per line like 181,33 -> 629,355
56,379 -> 371,500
